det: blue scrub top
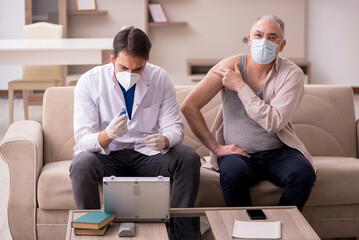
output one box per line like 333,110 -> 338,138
119,83 -> 136,120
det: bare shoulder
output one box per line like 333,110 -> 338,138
191,55 -> 238,98
214,55 -> 239,70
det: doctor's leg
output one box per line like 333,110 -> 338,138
131,146 -> 201,239
69,151 -> 129,209
131,144 -> 201,208
167,144 -> 201,208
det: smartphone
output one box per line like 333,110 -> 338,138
246,209 -> 267,220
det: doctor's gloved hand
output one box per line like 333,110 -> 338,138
105,113 -> 128,139
144,133 -> 166,152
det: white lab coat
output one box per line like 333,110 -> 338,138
73,63 -> 184,156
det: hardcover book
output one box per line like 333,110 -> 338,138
71,211 -> 115,230
74,224 -> 110,236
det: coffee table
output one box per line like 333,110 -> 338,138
206,206 -> 320,239
66,206 -> 319,239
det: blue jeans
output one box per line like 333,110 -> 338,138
218,146 -> 316,211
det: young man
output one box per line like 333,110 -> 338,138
70,26 -> 200,210
181,15 -> 316,211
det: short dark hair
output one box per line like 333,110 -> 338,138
113,26 -> 152,60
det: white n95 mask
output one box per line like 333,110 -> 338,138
115,71 -> 141,91
251,38 -> 278,64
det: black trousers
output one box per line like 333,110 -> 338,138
69,144 -> 201,209
218,145 -> 316,211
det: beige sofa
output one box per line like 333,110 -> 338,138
1,85 -> 359,239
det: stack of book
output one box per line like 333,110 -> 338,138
71,211 -> 116,236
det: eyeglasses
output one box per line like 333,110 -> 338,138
251,31 -> 283,44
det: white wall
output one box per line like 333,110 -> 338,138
6,1 -> 358,89
0,1 -> 25,90
67,0 -> 146,38
149,0 -> 306,85
64,0 -> 306,84
66,0 -> 147,76
307,0 -> 359,86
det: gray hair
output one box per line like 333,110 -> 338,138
250,15 -> 285,36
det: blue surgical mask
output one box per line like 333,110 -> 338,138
251,38 -> 278,64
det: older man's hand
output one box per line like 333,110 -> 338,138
212,62 -> 246,92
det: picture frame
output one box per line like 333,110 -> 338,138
76,0 -> 96,11
148,3 -> 168,23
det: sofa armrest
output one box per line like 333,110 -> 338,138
0,120 -> 43,240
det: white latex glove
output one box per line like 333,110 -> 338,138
105,113 -> 128,139
143,133 -> 166,152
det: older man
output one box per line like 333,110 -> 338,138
181,15 -> 316,211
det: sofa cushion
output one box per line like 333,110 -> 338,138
37,161 -> 75,209
43,87 -> 76,164
306,156 -> 359,206
293,85 -> 357,158
196,156 -> 359,207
